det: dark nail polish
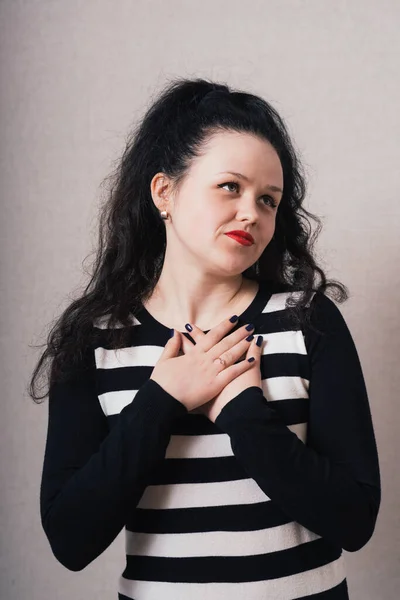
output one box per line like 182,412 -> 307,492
245,323 -> 255,331
185,323 -> 193,332
246,334 -> 254,342
229,314 -> 239,323
169,328 -> 174,337
256,335 -> 263,347
248,357 -> 255,363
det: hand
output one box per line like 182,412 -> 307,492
180,325 -> 264,422
150,315 -> 261,412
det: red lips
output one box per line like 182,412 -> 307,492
225,230 -> 254,243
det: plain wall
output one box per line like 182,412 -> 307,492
0,0 -> 399,598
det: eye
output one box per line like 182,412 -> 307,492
219,181 -> 239,194
218,181 -> 278,208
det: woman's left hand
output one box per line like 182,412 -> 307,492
180,325 -> 264,422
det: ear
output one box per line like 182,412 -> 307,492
150,172 -> 173,213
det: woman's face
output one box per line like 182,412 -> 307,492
155,130 -> 284,277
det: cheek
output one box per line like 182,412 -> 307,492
176,197 -> 232,243
191,203 -> 223,237
176,208 -> 214,248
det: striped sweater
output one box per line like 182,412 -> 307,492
40,281 -> 381,599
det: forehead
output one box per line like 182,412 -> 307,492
193,131 -> 283,182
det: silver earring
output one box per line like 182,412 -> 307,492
160,210 -> 169,220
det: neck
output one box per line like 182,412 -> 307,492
146,270 -> 253,331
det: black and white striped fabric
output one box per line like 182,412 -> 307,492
40,281 -> 380,599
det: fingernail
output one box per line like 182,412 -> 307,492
245,323 -> 255,331
185,323 -> 193,332
169,328 -> 174,337
229,314 -> 239,322
245,334 -> 254,342
248,357 -> 255,363
256,335 -> 263,347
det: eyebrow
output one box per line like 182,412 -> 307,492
217,171 -> 283,194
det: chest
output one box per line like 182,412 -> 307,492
94,325 -> 311,447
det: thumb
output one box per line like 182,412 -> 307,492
161,329 -> 182,360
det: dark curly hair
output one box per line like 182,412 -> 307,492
27,76 -> 348,403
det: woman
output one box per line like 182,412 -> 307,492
30,78 -> 381,599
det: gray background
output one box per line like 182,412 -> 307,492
1,0 -> 398,598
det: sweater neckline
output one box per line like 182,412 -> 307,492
135,279 -> 274,335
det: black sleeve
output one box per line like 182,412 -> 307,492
40,346 -> 188,571
215,291 -> 381,552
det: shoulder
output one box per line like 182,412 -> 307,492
306,290 -> 348,334
302,291 -> 357,362
265,283 -> 350,338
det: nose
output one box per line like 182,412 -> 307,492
235,195 -> 260,225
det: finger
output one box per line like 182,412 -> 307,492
217,351 -> 259,386
246,334 -> 264,361
162,329 -> 182,359
208,322 -> 255,362
256,334 -> 264,352
180,331 -> 196,354
192,315 -> 240,353
215,332 -> 256,368
183,322 -> 207,346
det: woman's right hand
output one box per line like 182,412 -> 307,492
149,317 -> 256,411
